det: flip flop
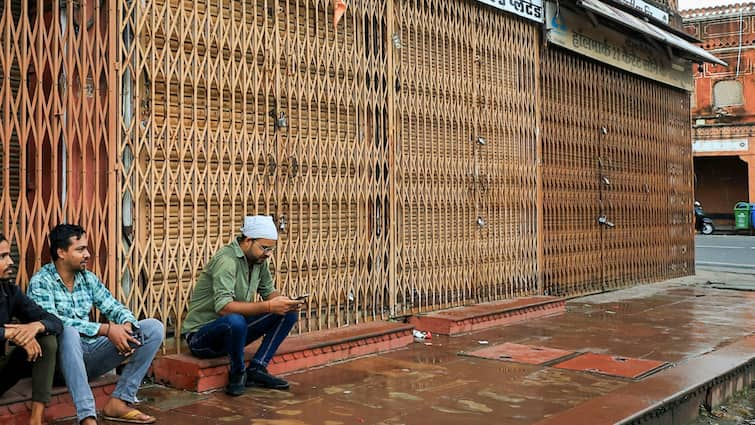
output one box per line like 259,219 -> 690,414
102,409 -> 156,424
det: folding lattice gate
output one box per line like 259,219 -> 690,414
0,0 -> 694,348
118,0 -> 394,332
0,0 -> 117,287
541,48 -> 694,297
393,0 -> 539,316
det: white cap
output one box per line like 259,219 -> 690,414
240,215 -> 278,240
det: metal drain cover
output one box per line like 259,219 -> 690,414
461,343 -> 575,365
553,353 -> 669,379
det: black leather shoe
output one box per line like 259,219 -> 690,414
225,371 -> 246,396
246,366 -> 290,390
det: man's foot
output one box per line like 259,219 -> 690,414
29,401 -> 44,425
102,397 -> 156,424
246,365 -> 289,390
80,416 -> 97,425
225,371 -> 246,396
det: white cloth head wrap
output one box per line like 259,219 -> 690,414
240,215 -> 278,240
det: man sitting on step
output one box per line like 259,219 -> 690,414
182,215 -> 303,396
0,232 -> 62,425
29,224 -> 164,425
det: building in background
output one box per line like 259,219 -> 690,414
684,3 -> 755,224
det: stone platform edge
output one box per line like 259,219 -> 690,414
153,321 -> 414,392
0,374 -> 117,425
534,335 -> 755,425
408,297 -> 566,335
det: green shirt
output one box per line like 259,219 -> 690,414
182,239 -> 276,334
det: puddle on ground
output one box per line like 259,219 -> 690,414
218,415 -> 244,422
388,391 -> 423,401
477,390 -> 526,403
244,388 -> 295,400
457,399 -> 493,413
322,385 -> 356,395
136,385 -> 210,411
430,405 -> 469,414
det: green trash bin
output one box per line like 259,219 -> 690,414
734,202 -> 751,230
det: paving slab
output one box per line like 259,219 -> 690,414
460,342 -> 576,365
551,353 -> 669,379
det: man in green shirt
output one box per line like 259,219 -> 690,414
182,215 -> 303,396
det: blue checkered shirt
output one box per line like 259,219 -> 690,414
28,263 -> 138,343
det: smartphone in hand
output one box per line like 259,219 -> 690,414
292,294 -> 310,302
128,328 -> 144,349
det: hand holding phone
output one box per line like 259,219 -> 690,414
128,328 -> 144,350
292,293 -> 310,302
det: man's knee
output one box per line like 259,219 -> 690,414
37,334 -> 58,354
138,318 -> 164,343
60,326 -> 81,348
58,327 -> 83,365
225,313 -> 248,332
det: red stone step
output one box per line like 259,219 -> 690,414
0,374 -> 118,425
152,321 -> 414,392
408,296 -> 565,335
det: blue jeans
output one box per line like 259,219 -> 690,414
59,319 -> 164,422
187,312 -> 298,374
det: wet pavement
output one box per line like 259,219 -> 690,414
55,270 -> 755,425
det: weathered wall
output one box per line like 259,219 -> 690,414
685,4 -> 755,204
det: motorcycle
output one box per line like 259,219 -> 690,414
694,201 -> 715,235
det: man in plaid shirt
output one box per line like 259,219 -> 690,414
29,224 -> 163,425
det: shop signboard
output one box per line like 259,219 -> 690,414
478,0 -> 545,23
545,2 -> 693,90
